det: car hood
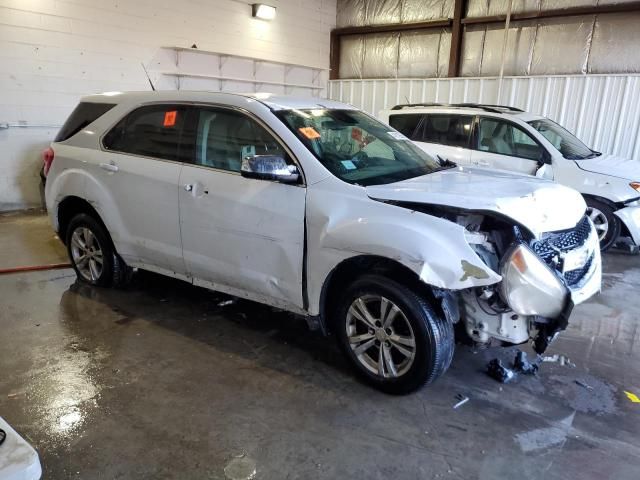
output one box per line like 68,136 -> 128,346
366,166 -> 586,237
575,154 -> 640,181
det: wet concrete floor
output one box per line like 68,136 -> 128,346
1,213 -> 639,479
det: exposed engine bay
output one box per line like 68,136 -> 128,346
390,202 -> 601,354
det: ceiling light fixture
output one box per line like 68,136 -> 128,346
252,3 -> 276,20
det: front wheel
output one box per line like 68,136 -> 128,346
585,198 -> 621,251
335,275 -> 454,394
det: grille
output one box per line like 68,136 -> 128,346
564,254 -> 594,287
530,215 -> 592,264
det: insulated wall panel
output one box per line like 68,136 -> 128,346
401,0 -> 454,22
363,33 -> 400,78
589,12 -> 640,74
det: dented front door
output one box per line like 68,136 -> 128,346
178,106 -> 306,309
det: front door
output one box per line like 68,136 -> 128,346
471,117 -> 545,175
178,106 -> 306,309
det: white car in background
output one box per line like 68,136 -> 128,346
45,92 -> 601,393
380,103 -> 640,251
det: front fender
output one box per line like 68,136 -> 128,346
305,182 -> 501,315
615,205 -> 640,246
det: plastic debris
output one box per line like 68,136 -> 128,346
575,380 -> 593,390
624,390 -> 640,403
513,350 -> 539,375
487,359 -> 515,383
541,354 -> 575,367
453,394 -> 469,409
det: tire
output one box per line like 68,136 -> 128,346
335,274 -> 454,394
66,213 -> 131,287
585,198 -> 621,251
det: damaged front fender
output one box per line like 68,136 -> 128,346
305,180 -> 501,315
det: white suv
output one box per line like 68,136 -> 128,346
45,92 -> 601,393
380,103 -> 640,251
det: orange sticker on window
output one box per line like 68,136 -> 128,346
298,127 -> 321,139
163,110 -> 177,127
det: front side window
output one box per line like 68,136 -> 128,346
103,104 -> 189,161
477,118 -> 544,161
194,108 -> 287,172
422,114 -> 473,148
276,109 -> 446,186
528,118 -> 596,160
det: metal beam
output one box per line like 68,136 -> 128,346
461,1 -> 640,25
331,19 -> 451,37
329,31 -> 340,80
448,0 -> 466,78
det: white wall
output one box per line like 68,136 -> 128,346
0,0 -> 336,210
329,74 -> 640,162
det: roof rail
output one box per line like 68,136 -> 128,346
454,103 -> 524,112
389,103 -> 524,114
390,103 -> 445,110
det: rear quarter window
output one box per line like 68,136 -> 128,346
388,114 -> 424,140
55,102 -> 116,142
102,105 -> 191,162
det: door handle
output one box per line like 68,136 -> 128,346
184,184 -> 193,192
477,160 -> 490,167
99,162 -> 118,172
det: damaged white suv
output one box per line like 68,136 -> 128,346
45,92 -> 601,393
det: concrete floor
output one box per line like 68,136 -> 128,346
1,213 -> 639,479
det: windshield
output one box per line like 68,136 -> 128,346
275,109 -> 446,186
528,118 -> 597,160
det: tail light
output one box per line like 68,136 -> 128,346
43,147 -> 55,176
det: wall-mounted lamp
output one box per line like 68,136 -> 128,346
252,3 -> 276,20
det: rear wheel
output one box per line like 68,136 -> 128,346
66,213 -> 131,287
585,198 -> 620,251
335,274 -> 454,394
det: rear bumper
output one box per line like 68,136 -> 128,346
614,205 -> 640,246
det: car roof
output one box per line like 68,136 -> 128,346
384,103 -> 545,122
80,91 -> 355,111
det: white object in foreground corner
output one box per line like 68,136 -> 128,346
0,417 -> 42,480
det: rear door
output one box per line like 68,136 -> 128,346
389,113 -> 473,166
471,117 -> 546,175
178,106 -> 306,309
97,103 -> 189,276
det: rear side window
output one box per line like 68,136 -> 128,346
388,114 -> 424,140
103,105 -> 189,161
55,102 -> 116,142
422,114 -> 473,148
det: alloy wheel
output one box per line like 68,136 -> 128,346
70,226 -> 104,282
586,207 -> 609,241
346,294 -> 416,379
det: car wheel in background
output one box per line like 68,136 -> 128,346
585,198 -> 621,251
335,274 -> 454,394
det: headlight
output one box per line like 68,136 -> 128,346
500,244 -> 569,317
630,182 -> 640,193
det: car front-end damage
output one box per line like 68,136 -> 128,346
369,186 -> 602,355
458,212 -> 601,353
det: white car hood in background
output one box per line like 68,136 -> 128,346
575,154 -> 640,181
366,166 -> 585,238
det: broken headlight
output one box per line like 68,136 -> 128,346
500,243 -> 569,317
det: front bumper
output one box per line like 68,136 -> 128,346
531,218 -> 602,353
614,205 -> 640,246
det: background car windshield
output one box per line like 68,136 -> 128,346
276,109 -> 444,186
528,118 -> 596,160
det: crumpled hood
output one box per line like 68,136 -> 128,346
575,154 -> 640,181
366,166 -> 586,237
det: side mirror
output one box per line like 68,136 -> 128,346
240,155 -> 300,184
538,149 -> 552,166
